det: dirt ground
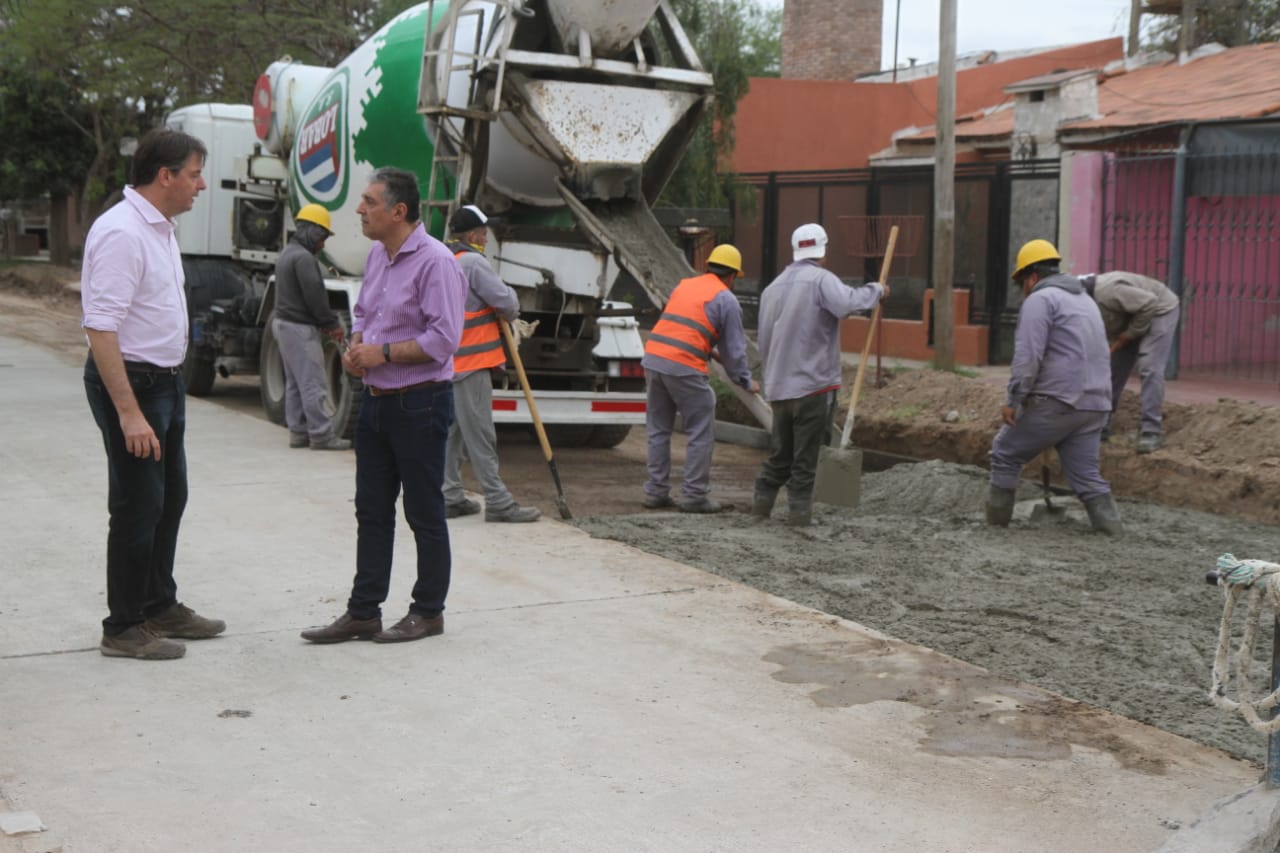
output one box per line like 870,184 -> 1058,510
6,261 -> 1279,765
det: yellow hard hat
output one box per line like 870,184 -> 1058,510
1011,239 -> 1061,280
706,243 -> 743,274
296,203 -> 332,234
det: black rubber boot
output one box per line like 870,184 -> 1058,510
985,485 -> 1016,527
786,498 -> 812,528
751,488 -> 778,519
1083,493 -> 1124,535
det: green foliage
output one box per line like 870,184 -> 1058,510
1143,0 -> 1279,51
0,65 -> 95,200
0,0 -> 422,213
661,0 -> 781,211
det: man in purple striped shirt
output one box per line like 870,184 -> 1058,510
302,168 -> 467,645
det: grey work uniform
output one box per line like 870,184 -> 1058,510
990,273 -> 1113,501
754,260 -> 884,502
641,288 -> 752,502
1084,272 -> 1181,436
272,238 -> 342,442
441,242 -> 522,512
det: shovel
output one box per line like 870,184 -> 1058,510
1030,452 -> 1067,522
813,226 -> 898,508
498,319 -> 573,520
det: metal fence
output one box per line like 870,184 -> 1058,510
1101,129 -> 1280,382
732,160 -> 1060,364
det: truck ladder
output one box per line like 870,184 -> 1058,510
418,0 -> 525,226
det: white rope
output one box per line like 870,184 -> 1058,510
1209,554 -> 1280,734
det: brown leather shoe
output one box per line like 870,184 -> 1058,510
301,612 -> 382,644
145,602 -> 226,639
101,625 -> 186,660
372,611 -> 443,643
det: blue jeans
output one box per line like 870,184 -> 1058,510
349,384 -> 454,619
84,358 -> 188,635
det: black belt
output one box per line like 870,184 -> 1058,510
366,380 -> 450,397
123,360 -> 182,375
85,354 -> 181,375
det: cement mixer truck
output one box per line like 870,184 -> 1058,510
166,0 -> 725,446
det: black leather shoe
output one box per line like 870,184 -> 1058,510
372,611 -> 444,643
301,612 -> 382,644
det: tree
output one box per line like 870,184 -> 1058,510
1143,0 -> 1279,52
0,0 -> 423,233
0,63 -> 97,263
660,0 -> 782,212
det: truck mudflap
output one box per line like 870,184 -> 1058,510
491,389 -> 645,425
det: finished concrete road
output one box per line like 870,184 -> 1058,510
0,334 -> 1257,852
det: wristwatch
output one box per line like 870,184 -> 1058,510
382,343 -> 391,363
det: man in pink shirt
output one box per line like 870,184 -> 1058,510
302,167 -> 467,645
82,128 -> 226,660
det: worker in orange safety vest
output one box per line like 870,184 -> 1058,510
442,204 -> 540,523
641,243 -> 758,513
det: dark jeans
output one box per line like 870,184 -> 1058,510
84,358 -> 188,635
755,391 -> 836,502
349,384 -> 453,620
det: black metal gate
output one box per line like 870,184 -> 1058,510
733,159 -> 1060,364
1100,123 -> 1280,382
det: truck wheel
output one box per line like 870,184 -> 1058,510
259,311 -> 286,425
181,349 -> 216,397
324,310 -> 362,440
586,425 -> 632,448
542,424 -> 596,447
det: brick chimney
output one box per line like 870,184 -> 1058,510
781,0 -> 884,80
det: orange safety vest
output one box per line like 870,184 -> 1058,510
644,273 -> 726,373
452,249 -> 506,373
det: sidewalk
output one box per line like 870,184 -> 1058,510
0,334 -> 1259,852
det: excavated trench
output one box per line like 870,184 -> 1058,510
576,458 -> 1277,765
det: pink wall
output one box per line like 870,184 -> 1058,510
1066,152 -> 1106,274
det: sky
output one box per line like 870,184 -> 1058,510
761,1 -> 1134,69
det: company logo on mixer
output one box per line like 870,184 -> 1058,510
297,76 -> 347,204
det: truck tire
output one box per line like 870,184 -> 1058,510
586,425 -> 632,448
542,424 -> 595,447
181,349 -> 216,397
259,310 -> 287,425
325,310 -> 362,440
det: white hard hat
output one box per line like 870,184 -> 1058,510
791,223 -> 828,261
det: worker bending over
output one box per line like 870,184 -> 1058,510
1080,271 -> 1180,453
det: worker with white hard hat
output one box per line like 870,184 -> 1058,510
752,223 -> 887,527
642,243 -> 758,513
272,203 -> 350,450
988,239 -> 1120,534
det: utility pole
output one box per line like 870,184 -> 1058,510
932,0 -> 957,370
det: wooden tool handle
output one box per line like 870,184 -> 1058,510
499,320 -> 554,462
838,226 -> 899,449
